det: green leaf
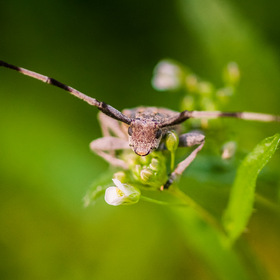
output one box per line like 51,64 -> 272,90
223,133 -> 280,245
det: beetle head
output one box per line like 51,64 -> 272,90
128,119 -> 162,156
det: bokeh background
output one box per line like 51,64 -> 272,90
1,0 -> 280,279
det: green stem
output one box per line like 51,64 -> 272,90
141,195 -> 187,206
169,187 -> 223,232
170,151 -> 175,171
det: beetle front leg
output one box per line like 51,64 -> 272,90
163,132 -> 205,189
90,136 -> 130,169
90,112 -> 130,169
98,112 -> 127,139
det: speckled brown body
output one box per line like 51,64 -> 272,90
122,107 -> 180,156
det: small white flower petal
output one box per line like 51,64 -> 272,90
112,178 -> 125,192
152,60 -> 182,91
104,186 -> 124,206
104,179 -> 141,206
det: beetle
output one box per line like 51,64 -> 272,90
1,60 -> 279,188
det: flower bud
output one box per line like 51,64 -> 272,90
199,97 -> 216,111
223,62 -> 240,86
152,60 -> 183,91
165,131 -> 179,171
149,158 -> 160,171
113,171 -> 127,182
197,81 -> 214,97
185,74 -> 198,92
181,95 -> 195,111
104,179 -> 141,206
222,141 -> 237,160
165,131 -> 179,153
140,168 -> 154,182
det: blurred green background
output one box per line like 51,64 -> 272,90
1,0 -> 280,279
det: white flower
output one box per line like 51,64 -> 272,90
152,60 -> 182,91
222,141 -> 237,160
104,179 -> 141,206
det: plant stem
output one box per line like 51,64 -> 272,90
141,195 -> 187,206
170,151 -> 175,171
169,187 -> 223,232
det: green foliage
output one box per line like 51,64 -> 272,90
152,59 -> 240,115
1,0 -> 280,279
223,133 -> 280,244
86,61 -> 279,250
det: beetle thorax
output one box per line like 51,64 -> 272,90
128,119 -> 162,156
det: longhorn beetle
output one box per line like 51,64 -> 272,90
1,60 -> 280,189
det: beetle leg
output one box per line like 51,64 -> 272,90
98,112 -> 128,139
163,132 -> 205,189
90,136 -> 130,169
90,113 -> 129,169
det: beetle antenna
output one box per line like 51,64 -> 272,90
160,110 -> 280,127
0,60 -> 132,125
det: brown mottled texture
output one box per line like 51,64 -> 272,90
123,107 -> 180,156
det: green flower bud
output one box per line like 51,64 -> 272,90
134,164 -> 142,176
216,87 -> 234,104
197,81 -> 214,97
128,152 -> 168,189
140,168 -> 154,182
139,155 -> 150,165
149,158 -> 160,171
223,62 -> 240,86
165,131 -> 179,153
105,179 -> 141,206
165,131 -> 179,171
185,74 -> 198,92
113,171 -> 127,183
181,95 -> 195,111
199,97 -> 216,111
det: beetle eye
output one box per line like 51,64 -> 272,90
128,126 -> 133,136
155,129 -> 162,139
